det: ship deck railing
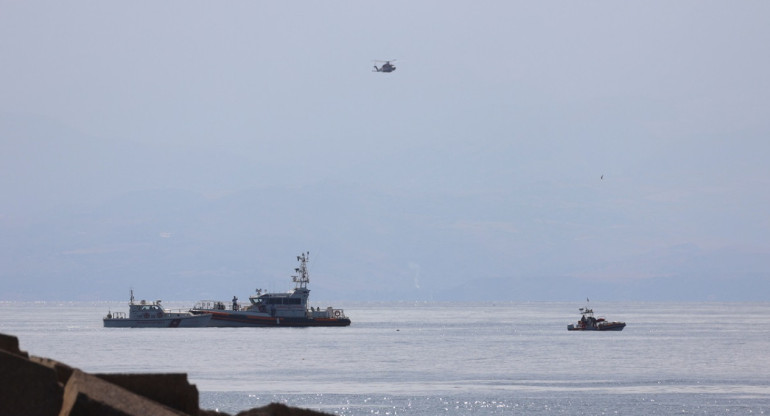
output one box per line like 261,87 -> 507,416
309,307 -> 347,319
164,308 -> 194,314
193,300 -> 238,311
193,300 -> 348,319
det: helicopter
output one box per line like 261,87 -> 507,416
373,60 -> 396,73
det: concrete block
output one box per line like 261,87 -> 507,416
199,410 -> 231,416
59,370 -> 188,416
30,355 -> 76,386
95,373 -> 199,415
0,332 -> 28,358
0,349 -> 63,416
235,403 -> 333,416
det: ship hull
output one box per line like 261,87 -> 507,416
568,322 -> 625,331
192,310 -> 351,327
103,314 -> 212,328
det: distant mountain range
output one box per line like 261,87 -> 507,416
2,183 -> 767,302
2,114 -> 767,301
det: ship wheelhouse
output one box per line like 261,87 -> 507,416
128,301 -> 165,319
248,287 -> 309,314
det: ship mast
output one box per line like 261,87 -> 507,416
292,252 -> 310,289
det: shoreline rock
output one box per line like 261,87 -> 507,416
0,333 -> 332,416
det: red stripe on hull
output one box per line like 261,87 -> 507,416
201,311 -> 351,327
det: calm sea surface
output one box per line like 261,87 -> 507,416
1,301 -> 769,415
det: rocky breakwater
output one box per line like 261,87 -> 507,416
0,333 -> 331,416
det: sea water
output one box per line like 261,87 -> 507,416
1,301 -> 769,415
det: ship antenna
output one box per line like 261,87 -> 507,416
293,251 -> 311,289
130,289 -> 135,305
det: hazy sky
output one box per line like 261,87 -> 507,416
1,1 -> 769,301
